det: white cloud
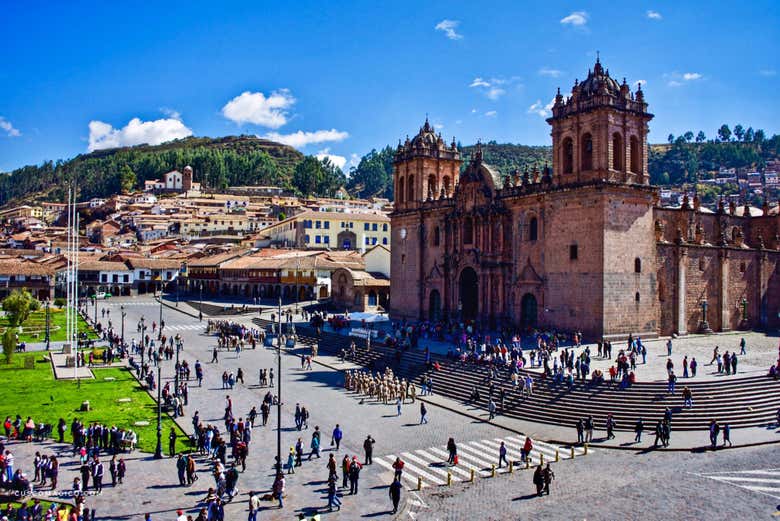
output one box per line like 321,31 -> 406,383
160,107 -> 182,120
435,20 -> 463,40
87,117 -> 192,151
538,67 -> 562,78
634,79 -> 647,87
315,148 -> 347,170
646,10 -> 662,20
759,69 -> 776,77
221,89 -> 295,128
485,87 -> 506,100
348,153 -> 360,169
469,77 -> 491,88
262,129 -> 349,148
527,98 -> 556,118
560,11 -> 588,26
665,72 -> 703,87
434,123 -> 444,129
484,110 -> 497,117
0,117 -> 21,137
471,108 -> 478,114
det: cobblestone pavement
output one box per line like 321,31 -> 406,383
7,296 -> 775,520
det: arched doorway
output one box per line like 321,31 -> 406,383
459,268 -> 478,320
520,293 -> 537,326
429,289 -> 441,321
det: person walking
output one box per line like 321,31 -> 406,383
92,457 -> 104,493
109,456 -> 117,487
340,455 -> 350,488
498,441 -> 509,468
666,338 -> 672,356
584,416 -> 594,443
176,454 -> 186,486
392,457 -> 404,481
363,435 -> 375,465
543,463 -> 555,495
248,491 -> 260,521
533,465 -> 544,496
389,477 -> 402,514
723,423 -> 732,447
709,420 -> 720,449
348,457 -> 362,495
169,428 -> 177,457
309,427 -> 321,460
326,476 -> 341,511
446,438 -> 457,465
576,419 -> 584,444
682,387 -> 693,408
605,414 -> 616,440
420,402 -> 428,424
739,337 -> 746,355
396,397 -> 402,416
331,424 -> 343,451
488,398 -> 497,420
272,472 -> 285,509
634,418 -> 644,443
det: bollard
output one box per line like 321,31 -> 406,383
417,476 -> 423,490
447,471 -> 452,486
470,468 -> 475,482
555,449 -> 559,462
509,460 -> 514,474
584,443 -> 589,455
491,464 -> 496,477
525,458 -> 530,469
570,446 -> 575,459
540,453 -> 544,465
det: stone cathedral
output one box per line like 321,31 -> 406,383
389,59 -> 780,339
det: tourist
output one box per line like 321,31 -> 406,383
420,402 -> 428,424
498,441 -> 509,468
331,424 -> 343,450
682,387 -> 693,408
584,416 -> 594,443
326,475 -> 341,511
348,456 -> 362,494
389,477 -> 402,513
634,418 -> 643,442
666,339 -> 672,356
739,337 -> 746,355
605,414 -> 616,440
446,438 -> 457,464
363,435 -> 375,465
533,465 -> 544,496
248,492 -> 260,521
392,457 -> 404,480
667,371 -> 677,394
543,463 -> 555,495
690,357 -> 698,377
723,423 -> 732,447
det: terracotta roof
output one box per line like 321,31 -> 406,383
124,258 -> 182,270
188,250 -> 246,267
78,260 -> 130,272
0,260 -> 55,277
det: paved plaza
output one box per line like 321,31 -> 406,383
2,295 -> 778,520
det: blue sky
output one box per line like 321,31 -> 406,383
1,1 -> 778,173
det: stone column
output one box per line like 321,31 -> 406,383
676,247 -> 687,335
719,249 -> 730,331
759,251 -> 767,328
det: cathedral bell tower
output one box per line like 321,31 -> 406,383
547,57 -> 653,185
393,117 -> 461,210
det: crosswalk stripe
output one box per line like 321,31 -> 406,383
415,449 -> 471,480
386,455 -> 442,486
711,477 -> 780,484
401,452 -> 452,481
476,439 -> 525,462
505,436 -> 560,459
743,486 -> 780,494
454,443 -> 498,468
426,447 -> 489,478
374,457 -> 418,486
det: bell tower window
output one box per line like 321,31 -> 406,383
612,133 -> 623,171
463,218 -> 473,245
407,174 -> 414,202
581,133 -> 593,171
563,138 -> 574,174
630,136 -> 640,173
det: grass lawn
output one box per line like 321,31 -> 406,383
0,353 -> 190,453
0,308 -> 98,344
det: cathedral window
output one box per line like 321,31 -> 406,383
563,138 -> 574,174
397,177 -> 405,203
529,217 -> 538,242
630,136 -> 640,173
581,134 -> 593,171
612,133 -> 623,170
407,175 -> 415,202
463,218 -> 473,245
569,244 -> 578,260
433,226 -> 441,246
634,258 -> 642,273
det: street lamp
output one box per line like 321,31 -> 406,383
93,295 -> 98,325
120,305 -> 126,351
199,282 -> 203,322
275,296 -> 282,475
45,299 -> 51,351
158,285 -> 164,339
174,336 -> 181,393
154,364 -> 163,459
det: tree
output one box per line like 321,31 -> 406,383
683,131 -> 694,143
733,124 -> 745,142
292,156 -> 323,196
717,124 -> 732,142
2,329 -> 15,364
2,289 -> 40,327
754,129 -> 765,144
667,134 -> 675,144
695,131 -> 706,143
119,164 -> 136,194
744,127 -> 754,143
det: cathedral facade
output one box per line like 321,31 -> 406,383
390,60 -> 780,339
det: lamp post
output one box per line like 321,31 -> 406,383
294,258 -> 300,315
158,286 -> 164,339
120,305 -> 126,350
93,295 -> 98,325
275,296 -> 282,475
199,282 -> 204,322
45,299 -> 51,351
154,364 -> 163,459
174,336 -> 181,393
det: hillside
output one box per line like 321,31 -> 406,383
0,135 -> 304,206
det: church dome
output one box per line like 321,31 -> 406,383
410,117 -> 439,148
576,58 -> 621,98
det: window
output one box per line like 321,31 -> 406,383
383,223 -> 388,232
315,221 -> 321,229
562,137 -> 574,174
371,237 -> 377,245
581,133 -> 593,171
365,236 -> 370,245
324,236 -> 330,244
634,258 -> 642,273
364,223 -> 370,231
305,235 -> 310,243
739,262 -> 746,273
372,223 -> 378,231
630,136 -> 640,173
382,237 -> 388,245
529,217 -> 538,242
569,244 -> 578,260
123,275 -> 129,283
315,236 -> 321,244
398,177 -> 405,203
612,133 -> 623,170
101,274 -> 107,283
463,218 -> 473,245
433,226 -> 441,246
349,222 -> 354,229
401,254 -> 406,264
407,175 -> 414,202
324,221 -> 330,229
635,292 -> 640,302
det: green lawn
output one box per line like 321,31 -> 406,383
0,308 -> 98,344
0,354 -> 190,453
